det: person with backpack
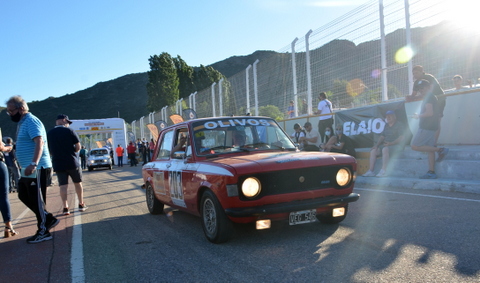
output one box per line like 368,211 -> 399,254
316,92 -> 334,144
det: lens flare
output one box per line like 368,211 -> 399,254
395,46 -> 414,64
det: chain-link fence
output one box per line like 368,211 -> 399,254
129,0 -> 479,141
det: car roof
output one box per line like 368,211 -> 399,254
160,116 -> 273,131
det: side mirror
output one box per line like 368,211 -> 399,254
172,151 -> 186,160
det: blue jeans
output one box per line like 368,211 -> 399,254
0,161 -> 12,223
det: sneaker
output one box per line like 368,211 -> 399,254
46,216 -> 59,231
436,147 -> 449,162
79,203 -> 88,212
420,171 -> 437,179
376,169 -> 387,177
63,208 -> 70,215
363,170 -> 375,177
27,231 -> 52,244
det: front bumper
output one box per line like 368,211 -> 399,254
225,193 -> 360,217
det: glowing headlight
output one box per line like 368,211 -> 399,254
336,168 -> 351,187
242,177 -> 261,198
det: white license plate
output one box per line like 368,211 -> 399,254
289,209 -> 317,225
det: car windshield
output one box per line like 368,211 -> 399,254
91,149 -> 108,156
192,117 -> 296,156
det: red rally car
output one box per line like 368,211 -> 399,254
142,116 -> 359,243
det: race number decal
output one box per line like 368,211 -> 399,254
169,171 -> 186,207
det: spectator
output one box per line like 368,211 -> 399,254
323,126 -> 356,157
0,136 -> 18,238
316,92 -> 334,143
290,123 -> 306,149
47,114 -> 88,216
320,126 -> 335,146
286,100 -> 295,118
127,141 -> 137,167
115,144 -> 124,167
406,65 -> 445,144
142,142 -> 149,165
363,110 -> 405,177
6,95 -> 58,243
79,146 -> 87,170
3,138 -> 20,193
149,138 -> 155,160
410,79 -> 449,179
299,122 -> 321,151
452,75 -> 468,91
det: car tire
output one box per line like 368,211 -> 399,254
200,190 -> 233,244
317,205 -> 348,224
146,183 -> 164,214
88,167 -> 93,172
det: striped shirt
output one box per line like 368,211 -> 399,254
16,113 -> 52,169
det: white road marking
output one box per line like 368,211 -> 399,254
71,196 -> 85,283
356,188 -> 480,203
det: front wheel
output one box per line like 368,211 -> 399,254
317,205 -> 348,224
201,190 -> 233,243
146,183 -> 164,214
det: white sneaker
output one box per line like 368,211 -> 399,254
376,169 -> 387,177
363,170 -> 375,177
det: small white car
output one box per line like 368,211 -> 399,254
87,148 -> 112,171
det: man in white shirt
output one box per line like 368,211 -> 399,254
299,122 -> 321,151
316,92 -> 333,143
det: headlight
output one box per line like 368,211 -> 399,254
336,168 -> 352,187
241,177 -> 261,198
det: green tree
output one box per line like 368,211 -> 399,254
258,105 -> 283,121
146,52 -> 179,112
193,65 -> 224,91
173,56 -> 195,99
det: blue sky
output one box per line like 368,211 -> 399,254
1,0 -> 365,104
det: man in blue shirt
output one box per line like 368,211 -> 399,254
6,95 -> 59,243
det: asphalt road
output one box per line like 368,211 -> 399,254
2,165 -> 480,282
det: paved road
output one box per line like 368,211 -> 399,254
2,166 -> 480,282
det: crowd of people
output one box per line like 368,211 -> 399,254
290,65 -> 459,179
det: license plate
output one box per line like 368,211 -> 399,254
289,209 -> 317,225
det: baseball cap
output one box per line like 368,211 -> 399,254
385,110 -> 395,115
57,114 -> 73,124
413,79 -> 430,91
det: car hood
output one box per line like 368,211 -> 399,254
206,151 -> 356,175
88,155 -> 110,160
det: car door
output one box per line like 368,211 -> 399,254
150,130 -> 174,204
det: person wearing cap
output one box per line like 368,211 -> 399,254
47,114 -> 88,216
363,110 -> 405,177
406,65 -> 446,144
410,79 -> 449,179
5,95 -> 58,243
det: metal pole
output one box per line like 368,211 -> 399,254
405,0 -> 413,94
219,78 -> 224,116
211,82 -> 217,117
291,37 -> 299,117
245,65 -> 252,115
253,59 -> 259,116
305,30 -> 313,115
193,91 -> 197,112
379,0 -> 388,101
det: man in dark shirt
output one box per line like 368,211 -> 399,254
47,114 -> 88,215
406,65 -> 446,144
410,80 -> 449,179
363,110 -> 405,177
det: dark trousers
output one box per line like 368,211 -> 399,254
318,118 -> 334,143
128,153 -> 136,166
117,156 -> 123,167
17,167 -> 53,233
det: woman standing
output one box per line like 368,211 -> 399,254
0,138 -> 18,238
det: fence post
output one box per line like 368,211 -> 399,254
192,91 -> 197,112
253,59 -> 259,116
305,29 -> 313,115
132,120 -> 136,140
245,65 -> 252,115
139,116 -> 145,140
291,37 -> 299,117
211,82 -> 217,117
379,0 -> 388,101
404,0 -> 413,94
219,78 -> 224,117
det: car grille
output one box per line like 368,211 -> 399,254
238,165 -> 353,201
